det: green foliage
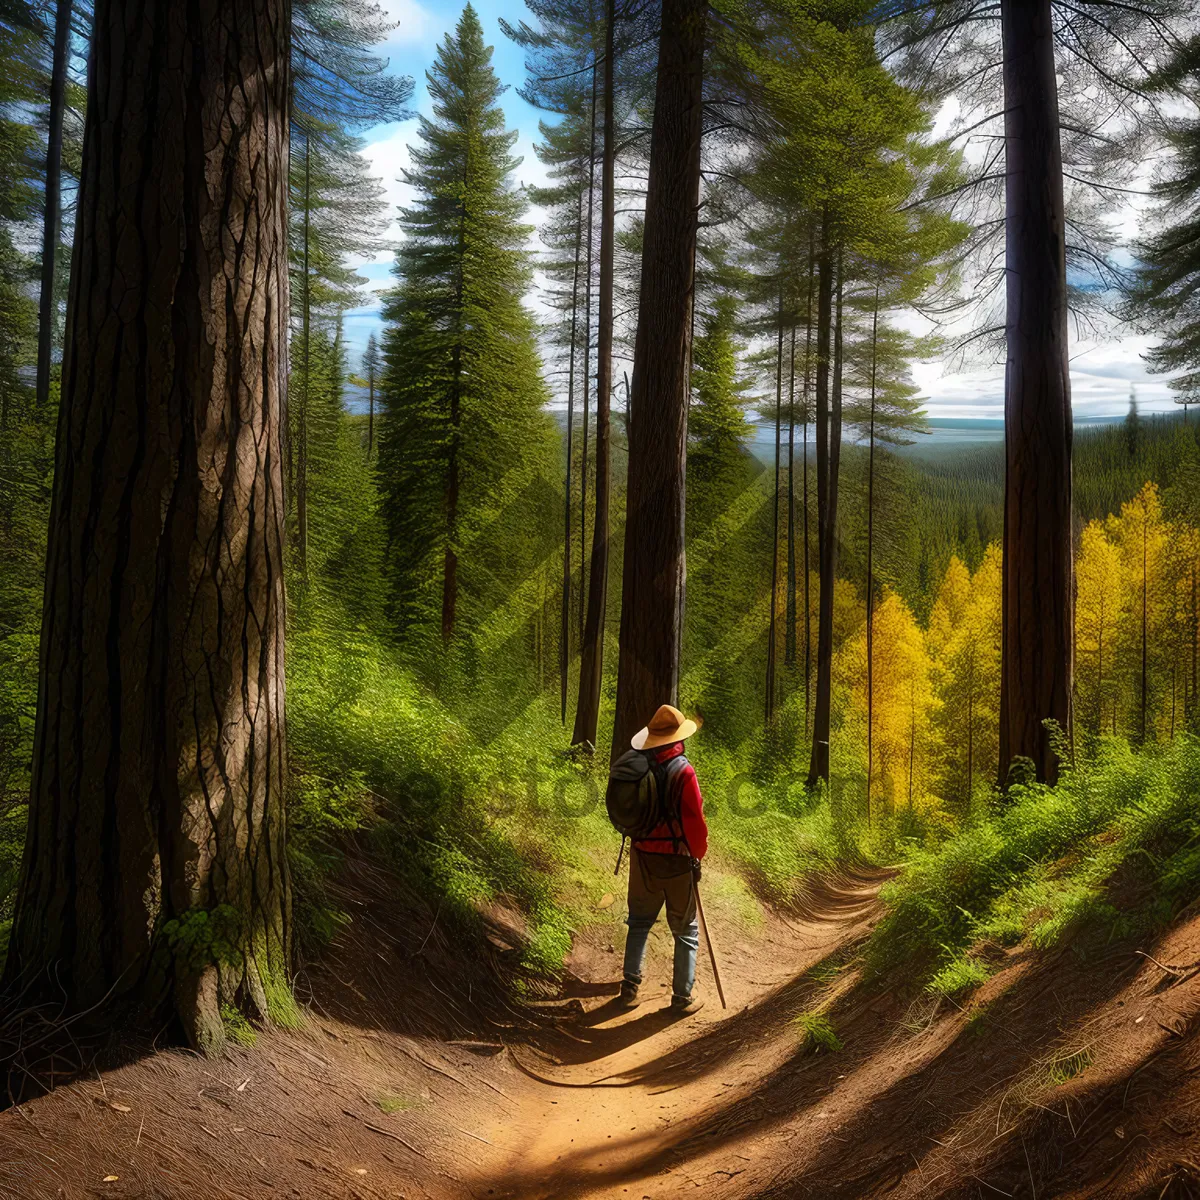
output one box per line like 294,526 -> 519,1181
377,5 -> 558,654
795,1010 -> 842,1053
927,955 -> 991,999
867,735 -> 1200,986
1125,32 -> 1200,407
220,1003 -> 258,1048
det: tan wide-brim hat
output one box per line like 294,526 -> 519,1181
631,703 -> 699,750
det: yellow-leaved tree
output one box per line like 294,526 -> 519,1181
1108,483 -> 1171,743
839,591 -> 938,820
931,544 -> 1002,804
1075,519 -> 1126,737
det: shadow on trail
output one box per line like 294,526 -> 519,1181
486,910 -> 1177,1200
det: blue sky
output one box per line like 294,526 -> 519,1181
345,0 -> 1180,421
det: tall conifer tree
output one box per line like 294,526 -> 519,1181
378,5 -> 554,649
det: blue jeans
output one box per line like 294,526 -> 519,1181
622,849 -> 699,1000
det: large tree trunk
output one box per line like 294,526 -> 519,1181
807,229 -> 835,788
998,0 -> 1073,785
611,0 -> 705,759
35,0 -> 74,417
3,0 -> 293,1057
573,0 -> 616,749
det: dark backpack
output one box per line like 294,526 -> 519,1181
605,749 -> 689,872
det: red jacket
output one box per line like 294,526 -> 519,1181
634,742 -> 708,859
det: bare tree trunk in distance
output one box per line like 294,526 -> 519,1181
766,286 -> 784,724
35,0 -> 74,416
2,0 -> 292,1057
611,0 -> 705,759
580,61 -> 599,641
298,133 -> 312,579
785,323 -> 797,669
807,226 -> 835,788
573,0 -> 617,749
866,288 -> 879,823
998,0 -> 1073,785
561,192 -> 583,723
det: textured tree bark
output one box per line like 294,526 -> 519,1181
999,0 -> 1073,785
35,0 -> 74,417
573,0 -> 616,749
3,0 -> 293,1056
611,0 -> 704,759
807,231 -> 835,788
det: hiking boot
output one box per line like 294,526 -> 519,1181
617,980 -> 642,1009
670,994 -> 704,1016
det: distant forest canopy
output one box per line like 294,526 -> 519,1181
1,0 -> 1200,1052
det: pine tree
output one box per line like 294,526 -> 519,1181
683,292 -> 767,743
611,0 -> 707,757
288,3 -> 409,576
35,0 -> 74,419
1127,34 -> 1200,409
378,5 -> 556,651
363,332 -> 380,458
0,0 -> 44,860
290,118 -> 389,576
882,0 -> 1188,784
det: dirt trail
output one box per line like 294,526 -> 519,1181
6,859 -> 1200,1199
468,874 -> 884,1200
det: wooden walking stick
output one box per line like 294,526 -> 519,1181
693,881 -> 727,1009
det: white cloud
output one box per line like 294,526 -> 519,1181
376,0 -> 438,49
911,332 -> 1179,420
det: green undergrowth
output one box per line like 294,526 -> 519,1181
285,588 -> 917,986
221,1003 -> 258,1048
866,734 -> 1200,990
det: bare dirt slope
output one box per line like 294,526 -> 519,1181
4,858 -> 1200,1200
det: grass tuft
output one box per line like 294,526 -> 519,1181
220,1003 -> 257,1048
795,1010 -> 843,1053
928,956 -> 992,1000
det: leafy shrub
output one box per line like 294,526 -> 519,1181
867,736 -> 1200,986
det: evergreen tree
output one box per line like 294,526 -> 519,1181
683,293 -> 768,745
1127,34 -> 1200,408
882,0 -> 1188,785
378,5 -> 557,652
290,117 -> 389,575
363,332 -> 380,458
0,0 -> 44,922
288,2 -> 410,576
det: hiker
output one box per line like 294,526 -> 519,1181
613,704 -> 707,1015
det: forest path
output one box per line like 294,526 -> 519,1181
466,873 -> 885,1200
